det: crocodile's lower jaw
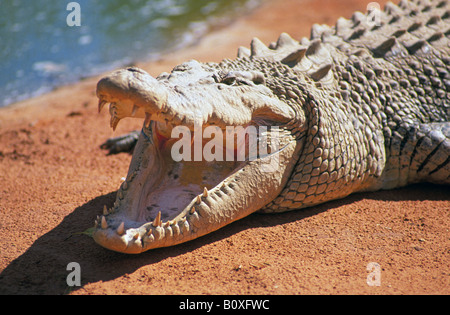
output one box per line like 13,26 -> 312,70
93,121 -> 299,253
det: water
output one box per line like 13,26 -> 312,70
0,0 -> 261,107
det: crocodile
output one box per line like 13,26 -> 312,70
94,0 -> 449,253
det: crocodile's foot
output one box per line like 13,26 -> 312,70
100,131 -> 140,154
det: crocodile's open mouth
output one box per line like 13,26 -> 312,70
93,104 -> 296,253
93,66 -> 300,253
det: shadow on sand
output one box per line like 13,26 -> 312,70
0,183 -> 447,294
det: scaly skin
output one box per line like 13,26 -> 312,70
94,0 -> 449,253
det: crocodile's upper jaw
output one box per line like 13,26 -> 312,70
93,65 -> 301,253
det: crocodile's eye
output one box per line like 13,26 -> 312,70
221,71 -> 265,86
222,75 -> 237,85
212,72 -> 237,85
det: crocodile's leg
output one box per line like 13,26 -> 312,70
100,130 -> 140,154
384,122 -> 450,188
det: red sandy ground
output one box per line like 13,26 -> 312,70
0,0 -> 448,295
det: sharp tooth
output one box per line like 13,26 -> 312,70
189,211 -> 200,226
153,211 -> 162,227
190,207 -> 196,215
117,222 -> 125,235
146,233 -> 155,243
144,112 -> 152,128
203,187 -> 208,197
181,220 -> 190,233
98,100 -> 108,113
110,115 -> 121,131
154,226 -> 163,240
196,195 -> 201,204
164,220 -> 176,228
103,205 -> 108,215
165,225 -> 173,237
101,216 -> 108,229
133,232 -> 139,240
172,224 -> 180,236
131,105 -> 139,117
109,103 -> 116,116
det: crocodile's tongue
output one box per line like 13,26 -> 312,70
92,121 -> 298,253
